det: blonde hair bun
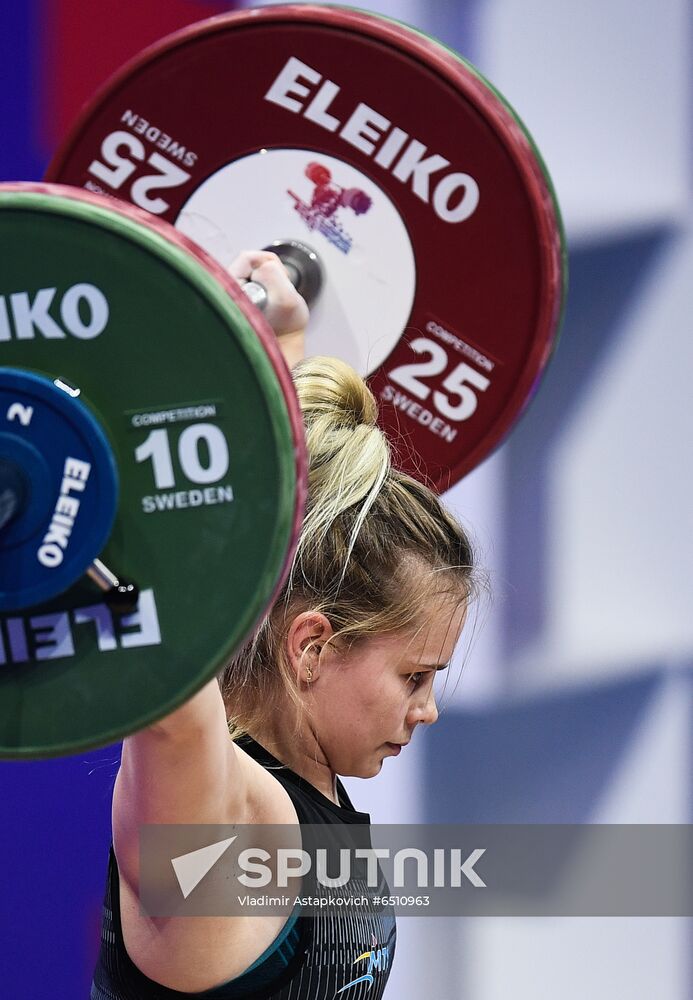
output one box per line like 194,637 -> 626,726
292,356 -> 378,429
291,356 -> 389,554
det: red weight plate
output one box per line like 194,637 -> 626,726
47,4 -> 566,492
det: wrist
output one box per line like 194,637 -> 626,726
278,328 -> 305,369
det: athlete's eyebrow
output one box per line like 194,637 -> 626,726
416,662 -> 450,671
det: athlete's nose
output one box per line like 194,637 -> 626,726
407,687 -> 439,727
421,690 -> 439,726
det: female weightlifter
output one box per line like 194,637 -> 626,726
91,252 -> 478,1000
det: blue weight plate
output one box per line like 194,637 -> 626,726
0,369 -> 118,610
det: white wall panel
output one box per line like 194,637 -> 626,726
539,227 -> 693,681
478,0 -> 689,241
465,916 -> 688,1000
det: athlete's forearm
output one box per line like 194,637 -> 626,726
146,675 -> 226,739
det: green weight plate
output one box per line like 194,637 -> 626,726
0,182 -> 306,758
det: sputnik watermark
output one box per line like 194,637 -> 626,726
139,824 -> 693,918
171,836 -> 486,899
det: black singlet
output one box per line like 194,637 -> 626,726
91,736 -> 397,999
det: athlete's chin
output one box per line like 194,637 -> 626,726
347,757 -> 384,779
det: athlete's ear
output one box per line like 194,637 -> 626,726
286,611 -> 334,683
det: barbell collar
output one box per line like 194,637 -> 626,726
0,459 -> 26,532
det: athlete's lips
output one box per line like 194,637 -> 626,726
385,742 -> 409,754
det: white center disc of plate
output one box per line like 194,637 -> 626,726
177,149 -> 416,377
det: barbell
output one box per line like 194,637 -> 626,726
0,4 -> 565,758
